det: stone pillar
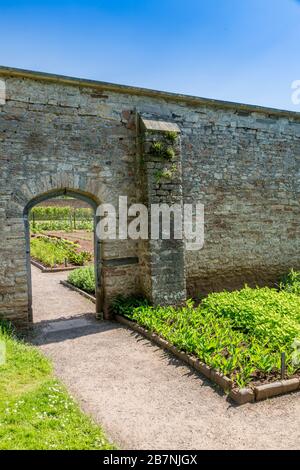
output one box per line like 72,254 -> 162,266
137,115 -> 186,306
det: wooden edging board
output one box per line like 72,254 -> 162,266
114,315 -> 300,405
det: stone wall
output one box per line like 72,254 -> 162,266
0,67 -> 299,326
37,198 -> 91,209
0,75 -> 140,325
181,108 -> 300,296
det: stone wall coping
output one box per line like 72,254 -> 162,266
0,65 -> 300,120
140,117 -> 181,133
31,259 -> 77,273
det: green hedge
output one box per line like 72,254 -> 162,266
30,207 -> 93,221
30,206 -> 94,232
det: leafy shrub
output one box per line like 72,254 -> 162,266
67,250 -> 91,266
111,295 -> 150,318
280,269 -> 300,295
68,266 -> 95,295
124,288 -> 300,388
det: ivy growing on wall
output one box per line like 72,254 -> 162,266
149,131 -> 178,161
154,164 -> 178,184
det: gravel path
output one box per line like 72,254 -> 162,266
31,266 -> 95,323
31,265 -> 300,450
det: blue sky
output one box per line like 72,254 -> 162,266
1,0 -> 300,111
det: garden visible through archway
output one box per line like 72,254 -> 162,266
23,189 -> 101,323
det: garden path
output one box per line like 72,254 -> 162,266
31,266 -> 300,450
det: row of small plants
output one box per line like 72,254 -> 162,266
111,272 -> 300,389
30,220 -> 93,233
67,266 -> 96,295
30,206 -> 93,232
30,206 -> 93,220
30,236 -> 91,268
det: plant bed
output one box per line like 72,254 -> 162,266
66,266 -> 96,296
31,258 -> 78,273
60,280 -> 96,304
30,235 -> 91,270
115,314 -> 300,404
47,230 -> 94,260
112,282 -> 300,404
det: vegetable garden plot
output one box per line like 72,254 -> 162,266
112,276 -> 300,399
30,235 -> 91,269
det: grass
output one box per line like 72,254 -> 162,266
68,266 -> 96,295
113,275 -> 300,389
30,235 -> 91,267
0,322 -> 115,450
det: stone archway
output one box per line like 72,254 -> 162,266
4,165 -> 144,328
23,187 -> 103,323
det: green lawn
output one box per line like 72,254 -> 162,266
0,322 -> 115,450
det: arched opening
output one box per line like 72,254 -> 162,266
23,188 -> 102,323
